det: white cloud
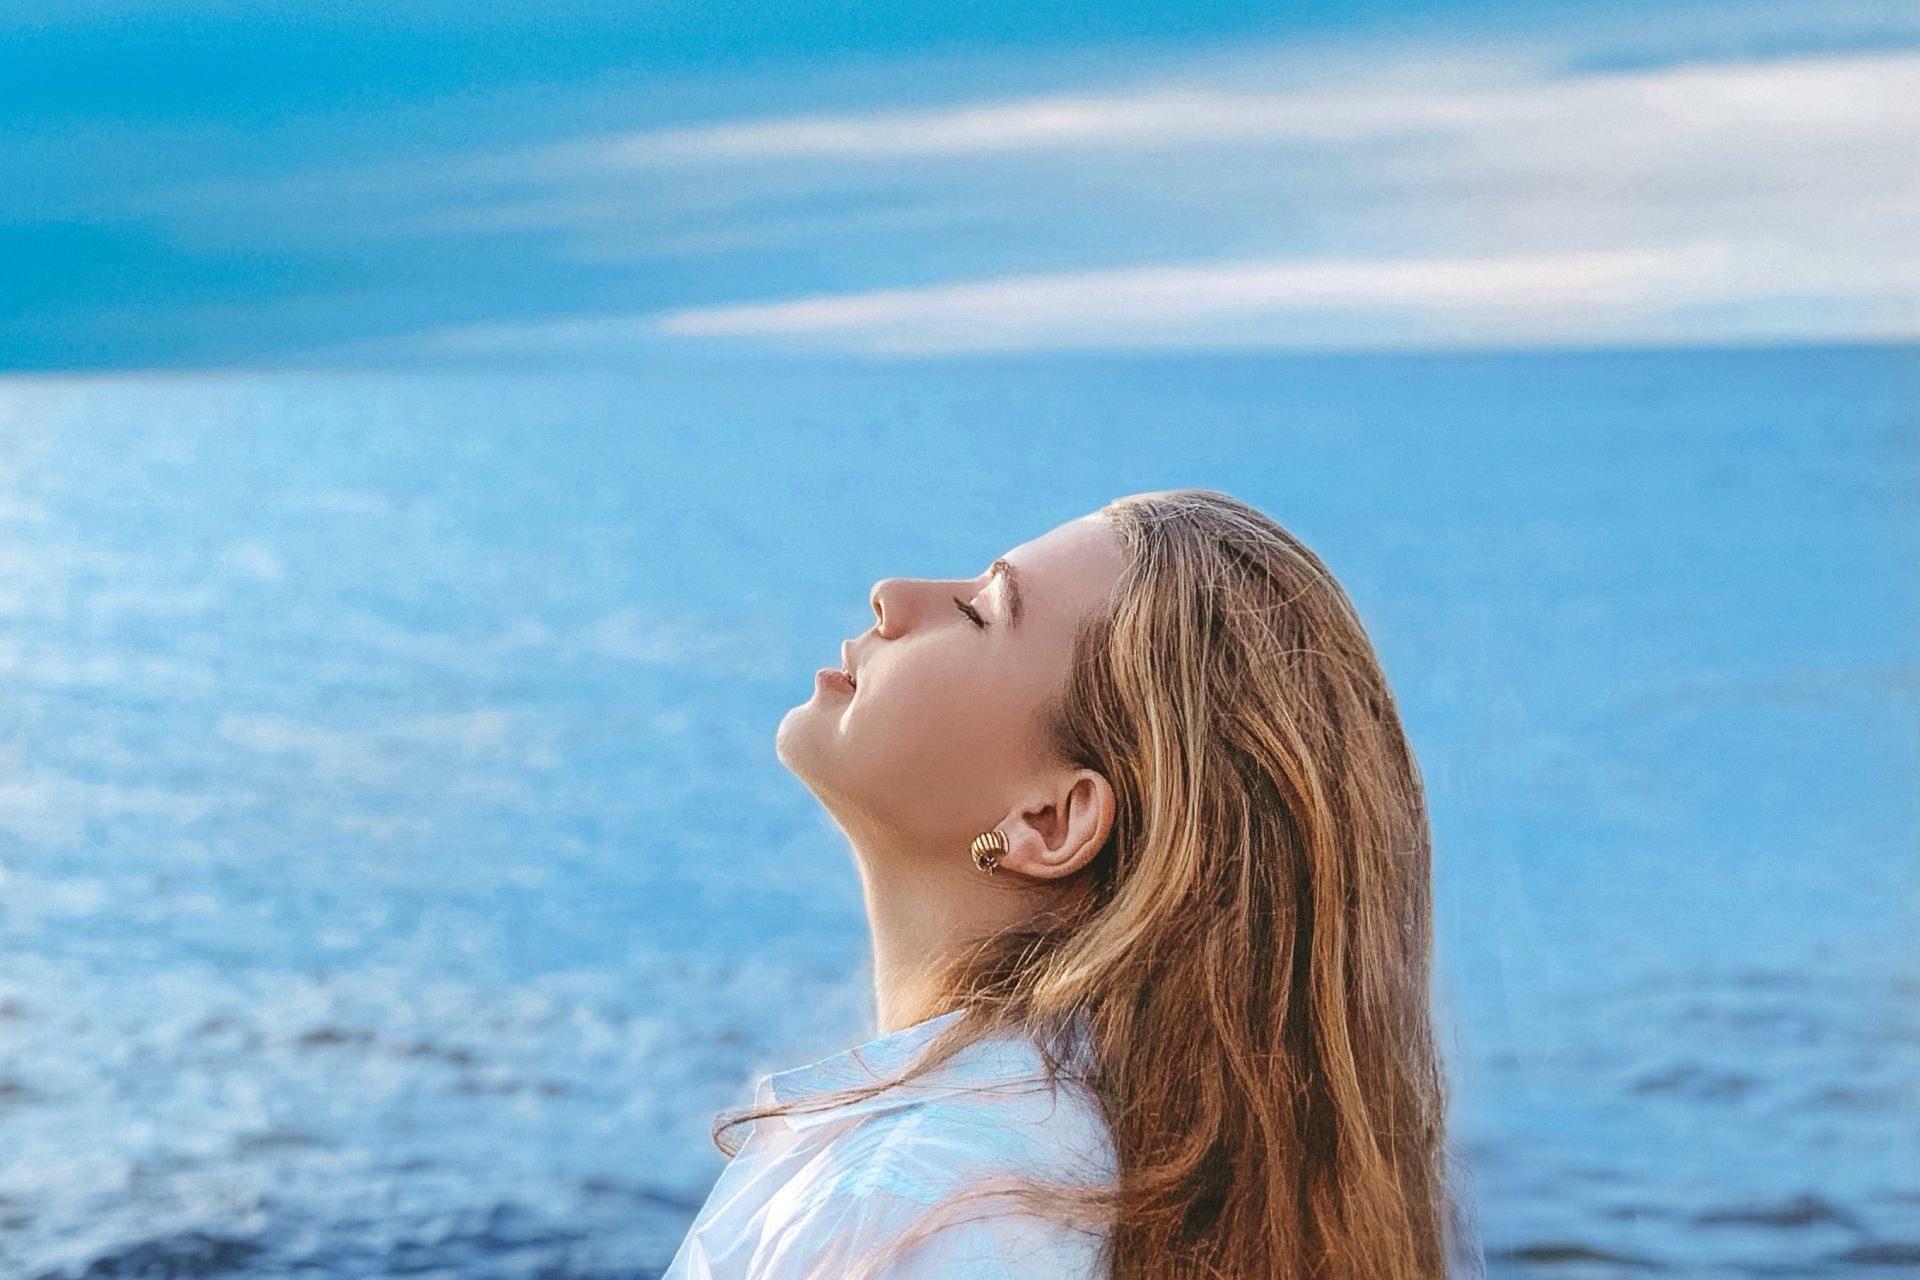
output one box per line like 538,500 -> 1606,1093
647,245 -> 1836,346
416,242 -> 1915,356
380,43 -> 1920,356
532,50 -> 1915,166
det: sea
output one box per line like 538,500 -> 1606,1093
1,343 -> 1915,1278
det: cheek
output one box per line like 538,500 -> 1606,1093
851,666 -> 1023,789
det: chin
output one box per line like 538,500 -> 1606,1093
773,698 -> 832,781
777,706 -> 879,820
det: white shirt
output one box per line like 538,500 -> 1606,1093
663,1006 -> 1117,1278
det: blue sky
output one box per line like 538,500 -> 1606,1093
4,0 -> 1916,371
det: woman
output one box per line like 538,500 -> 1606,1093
663,489 -> 1479,1279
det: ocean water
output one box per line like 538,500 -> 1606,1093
0,344 -> 1914,1278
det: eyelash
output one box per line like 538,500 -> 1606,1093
952,597 -> 987,629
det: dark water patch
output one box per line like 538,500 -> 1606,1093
0,997 -> 32,1019
231,1126 -> 328,1155
1500,1239 -> 1666,1268
577,1176 -> 702,1214
398,1039 -> 483,1067
289,1025 -> 500,1074
292,1025 -> 377,1050
0,1075 -> 39,1103
188,1016 -> 264,1052
28,1229 -> 267,1279
426,1202 -> 590,1252
1880,1018 -> 1920,1048
1631,1062 -> 1760,1101
1732,967 -> 1813,991
126,1152 -> 203,1192
1723,1004 -> 1828,1039
2,1187 -> 33,1232
1670,997 -> 1830,1042
306,1202 -> 604,1277
1829,1241 -> 1920,1266
1808,1084 -> 1903,1110
452,1075 -> 568,1097
19,1200 -> 683,1280
1693,1193 -> 1864,1231
1597,1202 -> 1677,1221
1558,1165 -> 1629,1187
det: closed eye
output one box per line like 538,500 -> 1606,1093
953,597 -> 987,629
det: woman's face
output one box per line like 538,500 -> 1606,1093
777,512 -> 1128,866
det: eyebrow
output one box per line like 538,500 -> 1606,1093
989,557 -> 1025,630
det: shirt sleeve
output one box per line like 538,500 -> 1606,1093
748,1181 -> 1107,1278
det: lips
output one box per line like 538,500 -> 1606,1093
839,641 -> 858,688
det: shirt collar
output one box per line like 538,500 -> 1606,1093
755,1006 -> 1092,1131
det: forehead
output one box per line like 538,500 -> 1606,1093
1002,515 -> 1126,628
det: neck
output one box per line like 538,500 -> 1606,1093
855,842 -> 1045,1034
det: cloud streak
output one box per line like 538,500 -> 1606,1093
531,49 -> 1914,165
367,42 -> 1920,358
414,242 -> 1917,357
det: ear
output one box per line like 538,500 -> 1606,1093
998,770 -> 1114,881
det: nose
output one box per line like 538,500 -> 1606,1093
868,577 -> 924,637
869,578 -> 898,636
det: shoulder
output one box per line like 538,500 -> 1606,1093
757,1191 -> 1110,1278
827,1076 -> 1117,1200
755,1092 -> 1115,1277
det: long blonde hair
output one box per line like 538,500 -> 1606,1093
715,488 -> 1478,1279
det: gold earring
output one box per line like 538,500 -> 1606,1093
969,828 -> 1007,875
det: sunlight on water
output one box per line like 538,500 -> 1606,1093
1,346 -> 1915,1277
